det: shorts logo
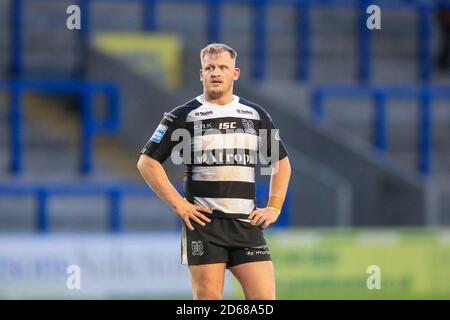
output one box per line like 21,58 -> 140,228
244,246 -> 270,256
244,248 -> 255,256
242,119 -> 256,135
191,240 -> 204,256
150,124 -> 168,143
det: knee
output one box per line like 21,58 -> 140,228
193,286 -> 222,300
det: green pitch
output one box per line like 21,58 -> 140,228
232,228 -> 450,300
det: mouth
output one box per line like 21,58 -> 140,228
211,79 -> 223,85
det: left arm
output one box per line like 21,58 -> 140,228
249,156 -> 292,229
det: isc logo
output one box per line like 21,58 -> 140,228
219,122 -> 236,129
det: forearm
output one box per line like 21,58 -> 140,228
137,155 -> 184,211
267,157 -> 291,210
249,157 -> 291,227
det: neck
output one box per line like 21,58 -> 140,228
203,91 -> 234,106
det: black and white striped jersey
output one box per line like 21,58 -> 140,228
140,94 -> 288,219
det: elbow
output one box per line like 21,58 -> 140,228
137,155 -> 157,174
137,156 -> 145,173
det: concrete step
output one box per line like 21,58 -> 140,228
0,196 -> 36,232
22,0 -> 73,26
388,153 -> 450,225
24,32 -> 80,50
1,0 -> 438,84
0,191 -> 176,232
3,0 -> 449,84
257,79 -> 450,159
382,149 -> 450,173
158,3 -> 207,31
0,92 -> 175,231
302,102 -> 450,154
26,95 -> 140,179
91,2 -> 142,31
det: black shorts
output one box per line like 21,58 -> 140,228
181,215 -> 271,268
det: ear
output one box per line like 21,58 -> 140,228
200,68 -> 203,82
233,67 -> 240,81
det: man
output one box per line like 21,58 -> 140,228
137,43 -> 291,300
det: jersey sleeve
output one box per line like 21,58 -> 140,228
139,107 -> 186,164
260,110 -> 289,164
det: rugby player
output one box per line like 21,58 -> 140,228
137,43 -> 291,300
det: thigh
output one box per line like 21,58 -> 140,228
189,263 -> 227,300
229,260 -> 276,300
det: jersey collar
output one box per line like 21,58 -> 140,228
197,94 -> 239,108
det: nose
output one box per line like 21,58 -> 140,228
211,67 -> 221,77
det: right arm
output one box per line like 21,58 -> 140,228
137,152 -> 212,231
137,154 -> 184,214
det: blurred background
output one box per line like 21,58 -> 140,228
0,0 -> 450,299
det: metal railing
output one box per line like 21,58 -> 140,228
311,84 -> 450,175
286,144 -> 353,226
0,182 -> 292,232
0,182 -> 154,233
8,0 -> 435,82
0,78 -> 120,175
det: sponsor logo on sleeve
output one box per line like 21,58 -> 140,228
150,124 -> 168,143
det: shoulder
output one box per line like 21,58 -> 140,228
165,98 -> 203,122
238,97 -> 273,122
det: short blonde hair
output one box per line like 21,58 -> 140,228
200,43 -> 237,63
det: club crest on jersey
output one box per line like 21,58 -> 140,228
150,124 -> 168,143
242,119 -> 256,135
191,241 -> 204,256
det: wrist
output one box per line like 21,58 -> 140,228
267,193 -> 284,215
267,206 -> 281,215
170,196 -> 186,211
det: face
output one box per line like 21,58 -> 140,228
200,51 -> 240,99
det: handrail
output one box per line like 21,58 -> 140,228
0,181 -> 292,232
0,182 -> 153,233
0,78 -> 121,175
311,84 -> 450,175
286,144 -> 353,227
